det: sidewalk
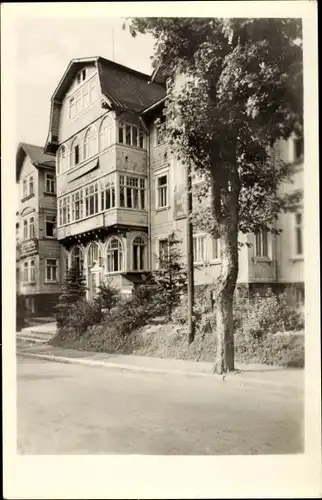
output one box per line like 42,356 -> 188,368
19,322 -> 57,335
17,341 -> 304,392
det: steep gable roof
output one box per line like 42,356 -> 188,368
16,142 -> 55,182
45,56 -> 166,154
97,57 -> 166,112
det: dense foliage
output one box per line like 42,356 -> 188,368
152,231 -> 188,320
127,18 -> 303,373
55,264 -> 87,329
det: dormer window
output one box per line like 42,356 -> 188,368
77,68 -> 86,85
68,74 -> 97,121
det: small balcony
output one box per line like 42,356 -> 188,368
56,208 -> 147,241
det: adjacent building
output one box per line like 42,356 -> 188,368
16,143 -> 63,316
43,56 -> 304,305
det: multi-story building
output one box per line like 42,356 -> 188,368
44,57 -> 165,298
16,142 -> 63,315
143,97 -> 304,305
44,57 -> 304,304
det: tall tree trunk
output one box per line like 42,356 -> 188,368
215,226 -> 238,373
210,157 -> 240,374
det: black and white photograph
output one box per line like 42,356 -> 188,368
2,2 -> 321,499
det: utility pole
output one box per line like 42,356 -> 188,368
186,164 -> 195,343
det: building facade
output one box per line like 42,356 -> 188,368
44,57 -> 304,304
16,143 -> 63,316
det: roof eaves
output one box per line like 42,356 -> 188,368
150,61 -> 163,84
141,96 -> 166,114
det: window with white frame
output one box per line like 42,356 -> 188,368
139,129 -> 144,148
29,176 -> 34,195
118,122 -> 144,149
71,246 -> 84,274
77,68 -> 86,85
99,115 -> 113,151
157,174 -> 168,208
45,215 -> 55,237
69,75 -> 97,120
58,196 -> 70,226
75,89 -> 82,115
70,136 -> 81,168
23,261 -> 29,281
71,190 -> 84,221
23,219 -> 28,240
120,175 -> 146,209
45,173 -> 55,193
294,212 -> 303,256
82,81 -> 90,109
193,234 -> 206,263
255,229 -> 269,258
84,183 -> 99,216
45,259 -> 58,282
83,126 -> 97,160
69,97 -> 76,119
212,237 -> 221,260
23,215 -> 35,240
132,236 -> 146,271
23,179 -> 28,198
107,237 -> 123,272
101,175 -> 116,210
88,242 -> 101,267
89,78 -> 97,104
22,174 -> 34,199
57,145 -> 68,174
30,259 -> 35,282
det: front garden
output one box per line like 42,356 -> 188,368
50,262 -> 304,369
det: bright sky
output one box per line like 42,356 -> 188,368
15,17 -> 155,148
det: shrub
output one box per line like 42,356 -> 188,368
62,299 -> 103,335
152,231 -> 188,320
235,289 -> 304,338
171,288 -> 213,326
107,283 -> 160,336
55,265 -> 87,329
235,331 -> 304,367
96,280 -> 120,314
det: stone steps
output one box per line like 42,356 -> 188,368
17,326 -> 56,347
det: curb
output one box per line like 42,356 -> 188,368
17,350 -> 303,392
17,336 -> 48,344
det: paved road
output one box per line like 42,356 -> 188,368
17,356 -> 304,455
